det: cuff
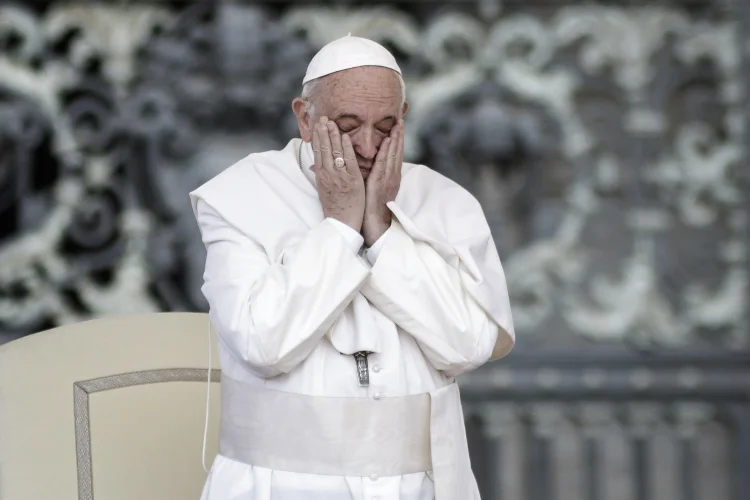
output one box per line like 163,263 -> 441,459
326,218 -> 364,254
364,227 -> 391,266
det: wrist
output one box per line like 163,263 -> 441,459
363,219 -> 389,247
327,212 -> 363,233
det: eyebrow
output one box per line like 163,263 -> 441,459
333,113 -> 397,124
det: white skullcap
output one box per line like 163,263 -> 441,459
302,34 -> 401,85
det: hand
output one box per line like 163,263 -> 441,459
312,117 -> 366,232
362,119 -> 404,247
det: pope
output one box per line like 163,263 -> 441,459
190,35 -> 515,500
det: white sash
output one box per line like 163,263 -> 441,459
218,376 -> 481,499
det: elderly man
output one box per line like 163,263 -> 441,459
190,35 -> 514,500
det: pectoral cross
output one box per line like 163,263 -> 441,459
353,351 -> 372,387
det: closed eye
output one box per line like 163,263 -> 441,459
376,117 -> 397,134
334,114 -> 361,132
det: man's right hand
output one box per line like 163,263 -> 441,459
312,116 -> 366,233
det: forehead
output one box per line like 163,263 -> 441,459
320,66 -> 401,119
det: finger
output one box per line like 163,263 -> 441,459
385,126 -> 399,176
311,127 -> 322,172
327,121 -> 346,170
397,122 -> 404,172
341,133 -> 359,177
373,137 -> 390,179
318,118 -> 334,172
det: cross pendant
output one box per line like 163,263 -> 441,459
353,351 -> 371,387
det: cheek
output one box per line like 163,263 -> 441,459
373,135 -> 386,149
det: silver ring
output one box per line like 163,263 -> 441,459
334,157 -> 345,168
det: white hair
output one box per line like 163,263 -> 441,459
301,71 -> 406,119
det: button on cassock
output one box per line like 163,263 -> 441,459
370,474 -> 379,481
373,392 -> 382,400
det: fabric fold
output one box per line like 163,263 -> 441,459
386,200 -> 515,360
328,293 -> 383,355
429,383 -> 480,500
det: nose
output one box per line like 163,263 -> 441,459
353,128 -> 379,161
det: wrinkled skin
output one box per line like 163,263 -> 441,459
292,66 -> 408,245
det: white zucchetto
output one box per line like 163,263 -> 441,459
302,34 -> 402,85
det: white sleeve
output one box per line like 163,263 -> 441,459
196,199 -> 370,378
360,219 -> 501,377
364,228 -> 391,265
326,217 -> 365,253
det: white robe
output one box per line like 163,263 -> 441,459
189,139 -> 515,500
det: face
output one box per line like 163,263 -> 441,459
293,66 -> 408,180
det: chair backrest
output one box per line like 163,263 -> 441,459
0,312 -> 222,500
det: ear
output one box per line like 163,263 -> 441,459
292,97 -> 313,142
401,100 -> 409,118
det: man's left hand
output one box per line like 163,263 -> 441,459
362,120 -> 404,247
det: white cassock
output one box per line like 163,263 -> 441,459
189,138 -> 515,500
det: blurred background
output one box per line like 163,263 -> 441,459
0,0 -> 748,498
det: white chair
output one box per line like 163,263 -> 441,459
0,313 -> 221,500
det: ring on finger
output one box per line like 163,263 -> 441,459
334,157 -> 346,168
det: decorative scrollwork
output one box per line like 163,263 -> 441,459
0,2 -> 745,352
